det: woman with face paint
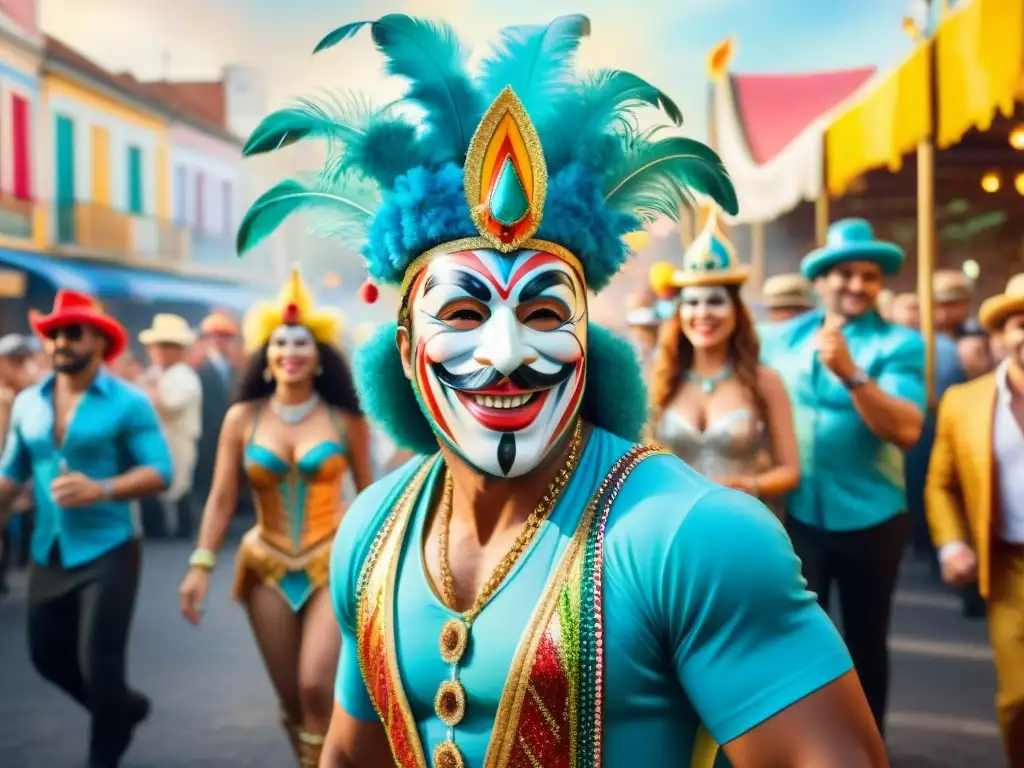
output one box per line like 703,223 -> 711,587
236,15 -> 887,768
650,208 -> 801,517
178,267 -> 372,767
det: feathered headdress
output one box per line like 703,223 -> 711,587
236,13 -> 738,300
243,265 -> 341,352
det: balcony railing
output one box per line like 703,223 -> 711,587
0,194 -> 34,240
50,202 -> 188,267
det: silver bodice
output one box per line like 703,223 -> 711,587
657,408 -> 769,479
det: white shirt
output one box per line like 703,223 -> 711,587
994,361 -> 1024,543
147,361 -> 203,502
941,361 -> 1024,562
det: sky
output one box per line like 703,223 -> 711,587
38,0 -> 923,142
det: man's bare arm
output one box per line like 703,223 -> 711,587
723,671 -> 888,768
320,703 -> 392,768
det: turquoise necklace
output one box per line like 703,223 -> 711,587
687,364 -> 733,394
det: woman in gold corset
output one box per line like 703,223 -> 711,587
178,267 -> 373,766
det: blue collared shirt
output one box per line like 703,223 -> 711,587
760,309 -> 926,531
0,368 -> 173,567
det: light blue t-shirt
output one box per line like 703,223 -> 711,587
760,308 -> 927,531
331,428 -> 852,766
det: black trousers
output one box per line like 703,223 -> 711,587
27,538 -> 144,764
0,525 -> 10,591
787,514 -> 909,735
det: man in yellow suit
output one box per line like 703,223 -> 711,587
926,273 -> 1024,765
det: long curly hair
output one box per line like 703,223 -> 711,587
649,285 -> 766,424
233,341 -> 363,415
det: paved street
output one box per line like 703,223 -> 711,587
0,542 -> 1007,767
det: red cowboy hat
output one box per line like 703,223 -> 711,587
30,290 -> 128,363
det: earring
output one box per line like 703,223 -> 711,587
263,367 -> 272,382
316,365 -> 323,376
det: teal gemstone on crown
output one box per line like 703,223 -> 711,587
488,156 -> 530,226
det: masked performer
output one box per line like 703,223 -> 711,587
178,268 -> 373,766
237,13 -> 887,768
649,209 -> 799,516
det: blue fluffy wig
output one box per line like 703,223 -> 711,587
354,321 -> 649,452
235,13 -> 737,295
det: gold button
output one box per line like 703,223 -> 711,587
432,740 -> 465,768
434,680 -> 467,727
439,618 -> 469,665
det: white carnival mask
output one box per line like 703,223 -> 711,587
269,324 -> 317,357
407,248 -> 587,478
679,286 -> 734,320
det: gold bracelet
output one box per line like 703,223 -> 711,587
188,548 -> 217,571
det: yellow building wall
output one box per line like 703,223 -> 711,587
40,72 -> 172,257
91,125 -> 110,205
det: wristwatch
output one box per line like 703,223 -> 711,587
842,369 -> 870,390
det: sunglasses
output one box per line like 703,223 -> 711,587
47,324 -> 84,342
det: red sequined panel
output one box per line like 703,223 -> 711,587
361,597 -> 420,768
507,625 -> 571,768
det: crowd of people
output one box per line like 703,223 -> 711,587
1,10 -> 1022,768
625,211 -> 1024,764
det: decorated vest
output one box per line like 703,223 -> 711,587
354,447 -> 723,768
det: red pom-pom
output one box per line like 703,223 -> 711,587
282,302 -> 300,324
358,280 -> 379,304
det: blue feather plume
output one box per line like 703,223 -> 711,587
477,14 -> 591,123
240,13 -> 739,297
541,70 -> 684,172
604,135 -> 738,220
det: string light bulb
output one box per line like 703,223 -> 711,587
1010,125 -> 1024,150
981,171 -> 1001,193
1015,172 -> 1024,196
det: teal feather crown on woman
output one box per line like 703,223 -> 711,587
236,13 -> 739,454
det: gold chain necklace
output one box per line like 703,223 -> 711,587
431,418 -> 584,768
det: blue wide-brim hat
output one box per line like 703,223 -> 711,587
801,218 -> 904,281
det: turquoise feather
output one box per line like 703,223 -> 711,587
477,14 -> 591,121
313,20 -> 373,53
604,136 -> 738,220
541,69 -> 684,171
368,14 -> 482,163
242,95 -> 375,156
236,179 -> 376,256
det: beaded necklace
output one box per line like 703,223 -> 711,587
430,418 -> 584,768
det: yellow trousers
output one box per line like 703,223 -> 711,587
988,543 -> 1024,766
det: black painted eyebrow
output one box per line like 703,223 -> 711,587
424,267 -> 492,302
519,271 -> 574,302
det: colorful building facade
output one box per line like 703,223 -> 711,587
125,76 -> 245,274
40,36 -> 173,262
0,0 -> 41,251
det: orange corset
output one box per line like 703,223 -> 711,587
243,441 -> 347,556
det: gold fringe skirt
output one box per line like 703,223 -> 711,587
232,529 -> 332,612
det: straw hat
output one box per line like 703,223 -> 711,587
139,314 -> 197,347
670,205 -> 749,288
979,274 -> 1024,332
933,269 -> 973,304
762,273 -> 815,309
